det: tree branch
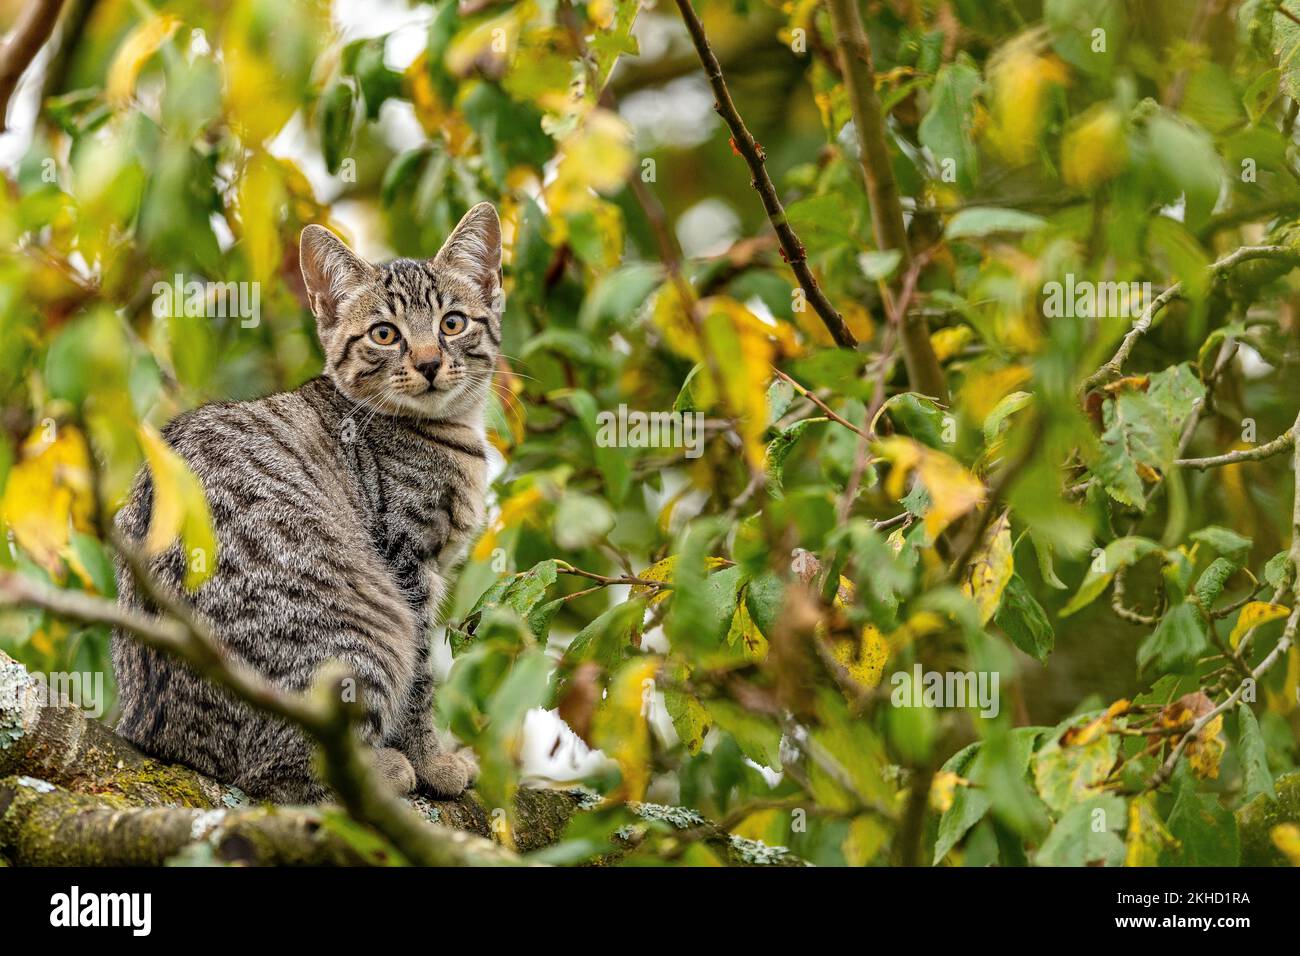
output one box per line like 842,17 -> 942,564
672,0 -> 857,348
824,0 -> 946,401
1176,428 -> 1296,470
1144,406 -> 1300,791
0,649 -> 804,865
0,0 -> 65,132
0,567 -> 520,866
1083,245 -> 1300,391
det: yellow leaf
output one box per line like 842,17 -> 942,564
235,153 -> 286,287
1229,601 -> 1291,650
138,426 -> 217,590
874,436 -> 985,539
822,624 -> 888,689
1187,713 -> 1225,780
1,424 -> 93,576
730,807 -> 780,843
106,14 -> 180,107
1272,824 -> 1300,866
814,574 -> 889,689
842,814 -> 888,866
632,554 -> 730,606
984,33 -> 1069,165
472,485 -> 546,562
929,771 -> 968,814
591,656 -> 661,802
702,300 -> 775,468
403,54 -> 473,152
1063,698 -> 1130,747
930,325 -> 974,364
727,597 -> 769,662
445,6 -> 521,76
545,108 -> 634,213
1062,106 -> 1127,188
1125,792 -> 1176,867
957,364 -> 1033,424
959,510 -> 1013,625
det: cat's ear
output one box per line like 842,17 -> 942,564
433,202 -> 502,304
300,225 -> 374,325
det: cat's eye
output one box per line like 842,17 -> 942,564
369,323 -> 400,346
440,312 -> 467,336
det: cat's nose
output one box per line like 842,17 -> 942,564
416,356 -> 442,384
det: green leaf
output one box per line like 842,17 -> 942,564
1032,714 -> 1119,815
664,688 -> 712,756
1237,703 -> 1276,801
352,40 -> 403,121
318,80 -> 355,176
1144,111 -> 1224,230
667,563 -> 747,653
70,531 -> 116,597
1161,779 -> 1240,866
787,350 -> 873,401
918,58 -> 981,192
555,597 -> 646,678
455,560 -> 559,654
1193,557 -> 1236,608
983,391 -> 1032,444
933,742 -> 987,864
553,492 -> 615,550
933,726 -> 1045,863
1095,390 -> 1173,510
579,263 -> 663,332
995,573 -> 1054,662
764,418 -> 826,497
1137,602 -> 1209,674
1147,364 -> 1206,426
381,147 -> 429,207
877,392 -> 948,449
857,249 -> 902,282
1190,526 -> 1252,563
1264,550 -> 1294,591
1035,795 -> 1126,866
1060,537 -> 1162,617
567,389 -> 632,505
944,207 -> 1047,239
703,699 -> 781,768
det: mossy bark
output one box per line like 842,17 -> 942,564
1,652 -> 803,866
1236,772 -> 1300,866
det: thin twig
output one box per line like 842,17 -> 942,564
1145,407 -> 1300,790
672,0 -> 857,348
1082,246 -> 1300,392
1175,428 -> 1296,470
771,367 -> 871,440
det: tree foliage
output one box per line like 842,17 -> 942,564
2,0 -> 1300,867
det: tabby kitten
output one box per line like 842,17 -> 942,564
111,203 -> 503,803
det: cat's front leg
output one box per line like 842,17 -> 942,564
398,669 -> 478,798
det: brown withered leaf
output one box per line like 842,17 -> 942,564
556,661 -> 602,746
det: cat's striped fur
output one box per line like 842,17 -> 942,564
111,203 -> 502,802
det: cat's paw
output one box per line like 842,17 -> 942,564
373,747 -> 418,795
416,749 -> 477,798
455,747 -> 479,786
